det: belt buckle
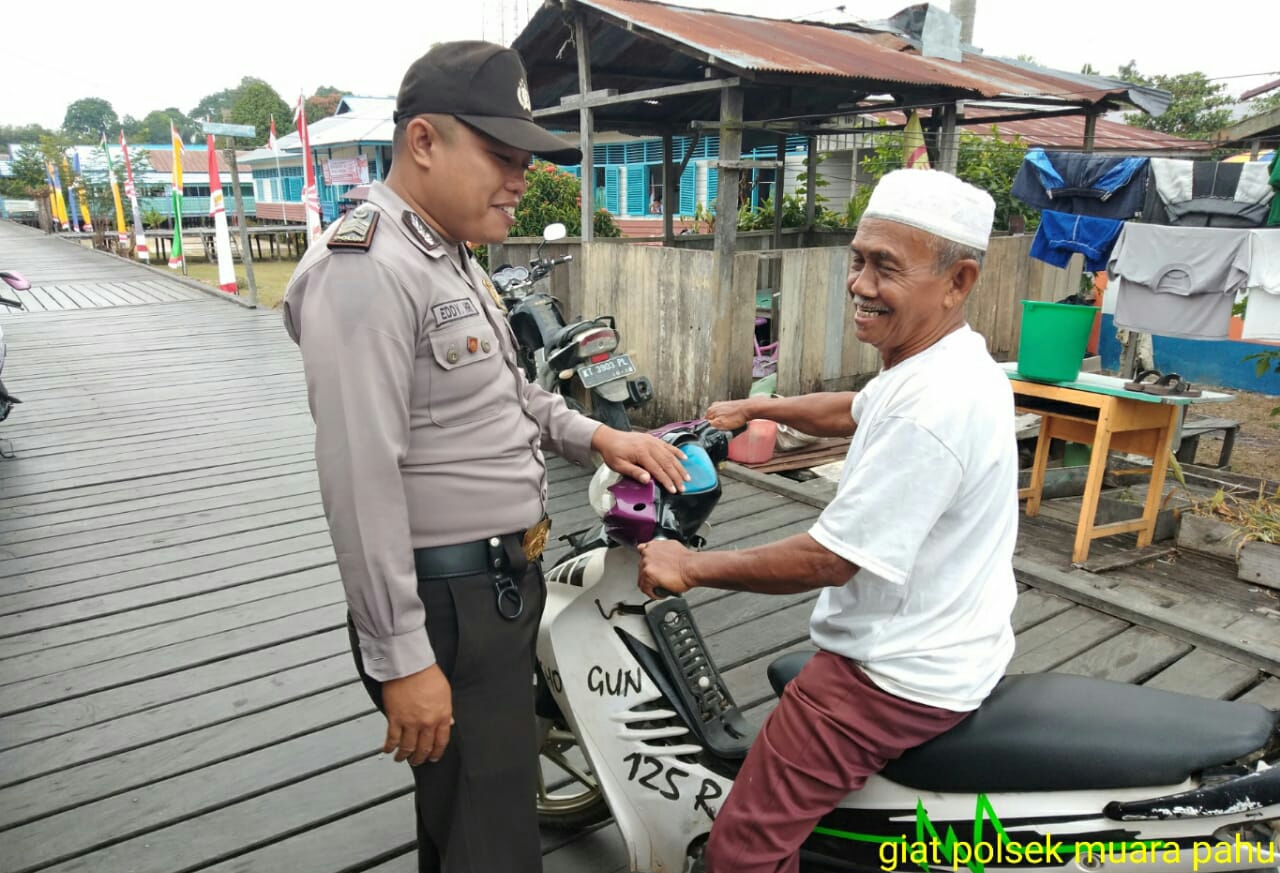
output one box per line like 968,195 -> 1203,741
522,515 -> 551,562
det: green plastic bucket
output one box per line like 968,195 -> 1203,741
1017,301 -> 1099,382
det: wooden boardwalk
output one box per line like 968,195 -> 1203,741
1,221 -> 1277,873
0,222 -> 209,311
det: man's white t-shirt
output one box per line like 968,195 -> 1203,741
808,325 -> 1018,712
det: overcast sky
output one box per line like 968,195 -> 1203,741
6,0 -> 1278,129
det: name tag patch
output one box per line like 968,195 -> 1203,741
432,298 -> 479,326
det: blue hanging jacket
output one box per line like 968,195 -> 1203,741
1029,210 -> 1124,272
1013,149 -> 1149,219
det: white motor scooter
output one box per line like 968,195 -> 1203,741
535,421 -> 1280,873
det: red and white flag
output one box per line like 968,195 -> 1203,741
294,94 -> 322,243
268,115 -> 278,152
206,137 -> 238,294
119,130 -> 149,262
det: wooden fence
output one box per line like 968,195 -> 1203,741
775,235 -> 1083,395
487,234 -> 1082,425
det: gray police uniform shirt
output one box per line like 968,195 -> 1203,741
282,182 -> 600,683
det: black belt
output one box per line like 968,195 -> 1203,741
414,530 -> 535,621
413,532 -> 526,580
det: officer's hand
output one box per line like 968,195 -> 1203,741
381,664 -> 453,767
591,428 -> 690,494
636,539 -> 695,598
705,399 -> 755,432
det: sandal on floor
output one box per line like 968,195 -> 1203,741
1124,369 -> 1164,393
1139,372 -> 1202,397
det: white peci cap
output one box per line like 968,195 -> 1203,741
862,169 -> 995,251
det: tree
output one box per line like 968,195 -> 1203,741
956,127 -> 1039,232
62,98 -> 120,142
842,123 -> 1038,233
134,108 -> 198,144
0,123 -> 56,145
1242,89 -> 1280,119
189,85 -> 241,124
1118,62 -> 1235,140
0,145 -> 51,198
510,161 -> 620,238
229,80 -> 291,147
305,88 -> 345,124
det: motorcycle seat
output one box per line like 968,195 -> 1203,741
767,652 -> 1277,792
546,320 -> 597,354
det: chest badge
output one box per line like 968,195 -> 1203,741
432,297 -> 479,327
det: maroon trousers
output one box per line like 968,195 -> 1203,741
706,651 -> 971,873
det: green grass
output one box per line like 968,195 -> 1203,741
176,258 -> 300,309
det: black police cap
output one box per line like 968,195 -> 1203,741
394,41 -> 582,165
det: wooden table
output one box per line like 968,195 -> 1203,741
1003,364 -> 1232,563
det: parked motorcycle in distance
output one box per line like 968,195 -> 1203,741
492,223 -> 653,432
533,419 -> 1280,873
0,270 -> 28,424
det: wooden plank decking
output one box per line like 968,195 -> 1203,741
0,222 -> 210,311
1,220 -> 1277,873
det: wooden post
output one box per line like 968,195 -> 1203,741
772,135 -> 785,251
226,147 -> 258,307
715,85 -> 747,398
575,15 -> 594,242
938,102 -> 959,173
1083,106 -> 1098,153
662,132 -> 675,244
804,135 -> 817,230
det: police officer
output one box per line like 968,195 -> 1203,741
282,41 -> 689,873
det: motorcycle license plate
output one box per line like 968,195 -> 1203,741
578,354 -> 636,388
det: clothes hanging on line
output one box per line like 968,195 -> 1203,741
1012,149 -> 1149,219
1029,210 -> 1124,272
1108,223 -> 1250,340
1145,159 -> 1274,228
1241,229 -> 1280,341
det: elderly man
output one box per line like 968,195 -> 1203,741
637,169 -> 1019,873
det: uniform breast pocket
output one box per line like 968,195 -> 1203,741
425,324 -> 508,427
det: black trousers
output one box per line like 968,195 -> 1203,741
348,562 -> 547,873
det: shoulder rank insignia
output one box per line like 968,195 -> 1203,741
402,211 -> 441,251
327,204 -> 379,251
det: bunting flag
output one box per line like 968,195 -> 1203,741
100,132 -> 128,247
63,158 -> 83,231
72,153 -> 94,233
206,138 -> 238,294
294,94 -> 322,243
47,161 -> 71,231
119,130 -> 149,262
168,121 -> 185,269
904,111 -> 931,170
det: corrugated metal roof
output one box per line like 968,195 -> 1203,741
143,151 -> 253,175
873,108 -> 1212,153
336,96 -> 394,115
565,0 -> 1166,110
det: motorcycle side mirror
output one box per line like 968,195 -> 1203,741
542,223 -> 567,242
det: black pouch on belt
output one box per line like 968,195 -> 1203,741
487,535 -> 530,621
